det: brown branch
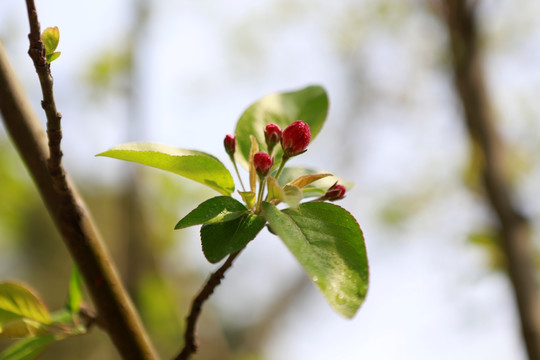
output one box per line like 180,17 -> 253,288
25,0 -> 64,191
0,11 -> 158,360
441,1 -> 540,359
174,250 -> 242,360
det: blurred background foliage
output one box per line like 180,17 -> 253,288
1,0 -> 540,359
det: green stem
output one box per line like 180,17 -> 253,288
274,154 -> 289,181
255,177 -> 266,214
230,156 -> 246,192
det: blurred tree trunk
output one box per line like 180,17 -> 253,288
440,1 -> 540,359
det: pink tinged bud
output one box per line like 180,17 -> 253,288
264,123 -> 282,152
323,183 -> 346,201
281,120 -> 311,157
224,134 -> 236,156
254,152 -> 273,177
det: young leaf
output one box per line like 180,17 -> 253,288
287,173 -> 331,189
261,202 -> 368,318
282,185 -> 303,209
279,167 -> 353,198
200,213 -> 266,263
266,178 -> 302,209
235,85 -> 329,168
0,336 -> 55,360
42,27 -> 59,54
45,52 -> 61,63
238,191 -> 256,210
66,267 -> 83,314
266,176 -> 284,203
0,318 -> 48,338
175,196 -> 247,229
97,143 -> 235,196
0,283 -> 50,329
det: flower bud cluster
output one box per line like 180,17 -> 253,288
224,120 -> 311,181
223,120 -> 346,210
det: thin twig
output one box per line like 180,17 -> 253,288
0,3 -> 159,359
25,0 -> 64,190
174,250 -> 243,360
441,1 -> 540,359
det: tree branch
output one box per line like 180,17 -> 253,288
441,1 -> 540,359
0,13 -> 158,360
174,250 -> 242,360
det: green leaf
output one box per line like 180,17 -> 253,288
0,319 -> 48,338
45,52 -> 61,63
97,143 -> 235,196
200,213 -> 266,263
238,191 -> 256,210
235,86 -> 329,168
0,336 -> 55,360
0,282 -> 50,334
261,202 -> 368,318
42,27 -> 59,54
175,196 -> 247,229
66,267 -> 83,314
266,177 -> 284,203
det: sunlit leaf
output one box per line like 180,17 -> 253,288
0,282 -> 50,333
235,86 -> 329,168
262,202 -> 368,318
42,27 -> 59,54
200,213 -> 266,263
45,52 -> 61,63
175,196 -> 247,229
0,336 -> 55,360
97,143 -> 235,196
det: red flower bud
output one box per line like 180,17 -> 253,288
264,123 -> 282,153
322,183 -> 346,201
254,152 -> 273,177
224,134 -> 236,156
281,120 -> 311,157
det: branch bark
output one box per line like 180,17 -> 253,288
174,250 -> 242,360
441,1 -> 540,359
0,19 -> 158,360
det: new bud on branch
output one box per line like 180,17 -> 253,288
224,134 -> 236,156
254,152 -> 273,178
264,123 -> 282,154
281,120 -> 311,157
